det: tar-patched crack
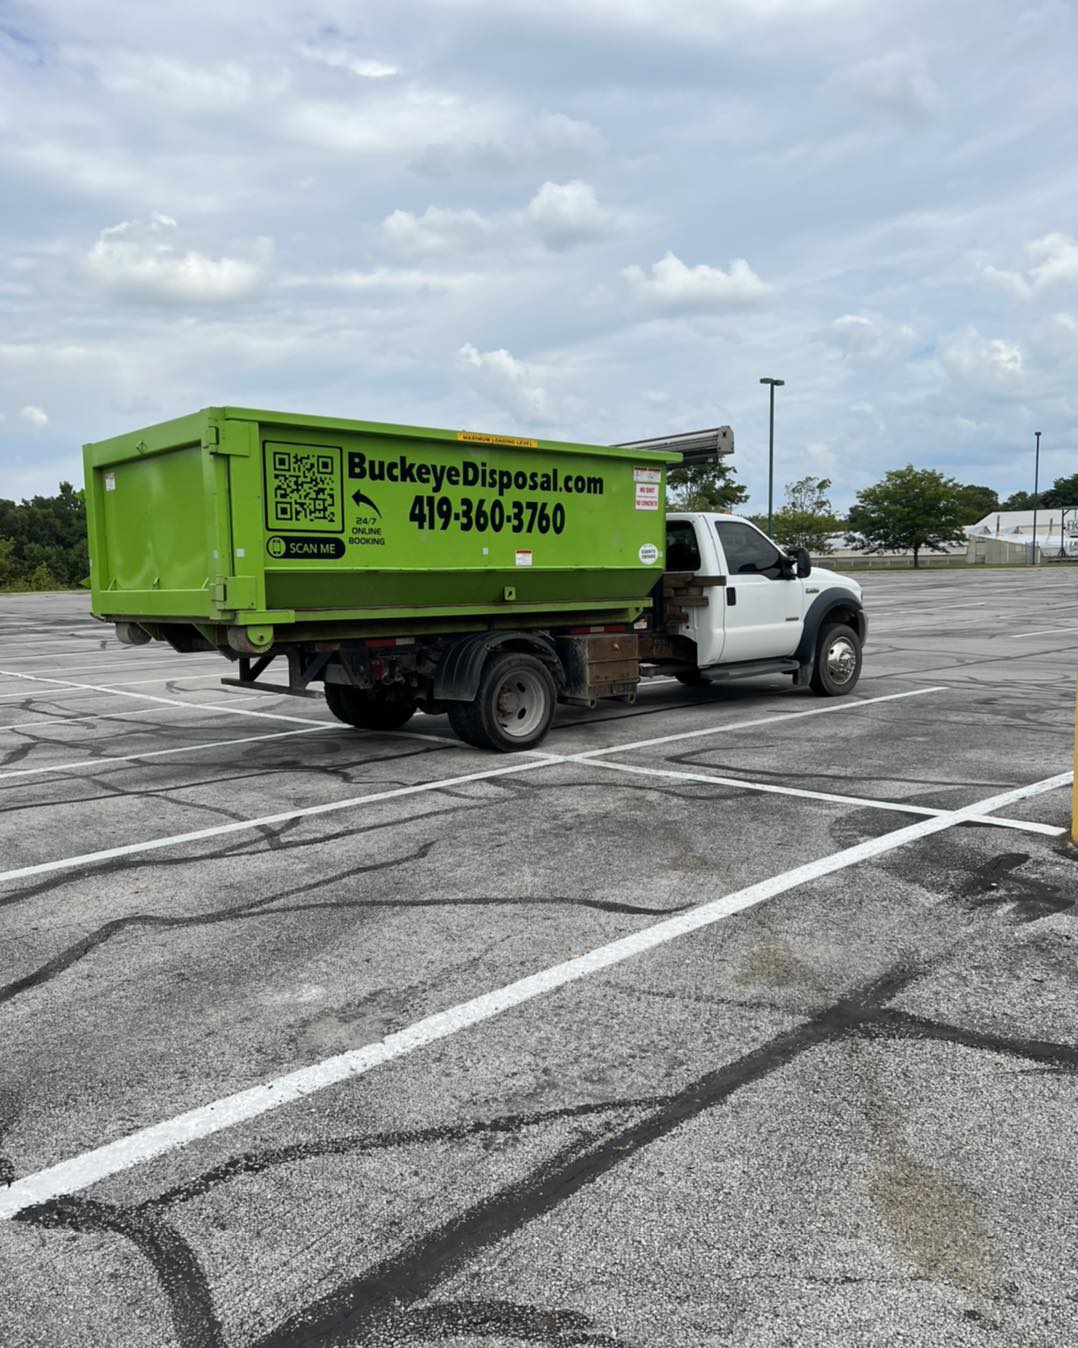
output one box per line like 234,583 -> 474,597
15,963 -> 1078,1348
0,796 -> 485,911
0,843 -> 437,1007
0,861 -> 689,1010
0,742 -> 449,822
955,851 -> 1075,923
0,1088 -> 18,1188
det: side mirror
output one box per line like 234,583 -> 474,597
794,546 -> 811,578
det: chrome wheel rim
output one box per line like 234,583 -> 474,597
494,669 -> 547,738
825,636 -> 858,685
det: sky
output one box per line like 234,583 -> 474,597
1,0 -> 1077,512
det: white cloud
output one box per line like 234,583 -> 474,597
980,266 -> 1032,300
838,52 -> 943,125
19,405 -> 48,427
411,112 -> 605,178
457,343 -> 555,423
381,182 -> 613,257
281,266 -> 475,296
622,252 -> 772,309
979,233 -> 1078,299
937,326 -> 1024,390
381,206 -> 492,256
70,49 -> 257,107
1027,233 -> 1078,289
825,313 -> 918,363
301,43 -> 398,79
288,89 -> 500,155
526,180 -> 612,250
86,217 -> 268,304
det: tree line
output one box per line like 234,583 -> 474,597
0,484 -> 89,590
668,458 -> 1078,567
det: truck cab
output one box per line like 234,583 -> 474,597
661,512 -> 866,693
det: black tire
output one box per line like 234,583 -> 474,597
324,683 -> 416,730
447,652 -> 557,753
809,623 -> 862,696
674,668 -> 708,686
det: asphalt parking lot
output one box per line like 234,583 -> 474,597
1,567 -> 1076,1348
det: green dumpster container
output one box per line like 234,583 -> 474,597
83,407 -> 678,650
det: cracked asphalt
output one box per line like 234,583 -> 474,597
1,566 -> 1076,1347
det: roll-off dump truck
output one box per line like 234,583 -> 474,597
83,407 -> 866,751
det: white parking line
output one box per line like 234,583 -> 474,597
568,685 -> 946,760
0,697 -> 268,735
0,672 -> 223,702
0,687 -> 942,886
0,655 -> 222,680
587,758 -> 1065,836
0,766 -> 1068,1221
1006,627 -> 1078,639
0,670 -> 328,726
0,759 -> 556,885
0,724 -> 343,781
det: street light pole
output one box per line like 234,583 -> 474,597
1031,430 -> 1041,566
760,377 -> 784,537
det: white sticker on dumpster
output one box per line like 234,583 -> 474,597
104,473 -> 116,492
639,544 -> 659,565
635,481 -> 659,510
634,467 -> 661,483
515,549 -> 533,566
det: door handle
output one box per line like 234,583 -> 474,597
726,587 -> 737,606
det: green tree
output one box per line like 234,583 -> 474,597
0,481 -> 89,589
666,458 -> 749,513
954,483 -> 999,525
770,475 -> 842,553
1040,472 -> 1078,508
28,562 -> 58,590
1002,472 -> 1078,511
845,465 -> 967,568
0,537 -> 14,587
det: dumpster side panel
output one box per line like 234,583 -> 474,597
248,417 -> 668,618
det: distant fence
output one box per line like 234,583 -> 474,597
819,553 -> 1078,572
821,555 -> 966,571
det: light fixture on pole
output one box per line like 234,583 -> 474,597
1031,430 -> 1041,566
759,378 -> 784,537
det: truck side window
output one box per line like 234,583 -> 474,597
715,521 -> 783,579
666,520 -> 701,571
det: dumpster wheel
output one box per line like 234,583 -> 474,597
325,684 -> 416,731
448,652 -> 557,753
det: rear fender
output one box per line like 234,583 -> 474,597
433,631 -> 562,702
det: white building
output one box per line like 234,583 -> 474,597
968,508 -> 1078,540
966,508 -> 1078,561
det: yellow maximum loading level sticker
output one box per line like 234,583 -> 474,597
457,431 -> 538,449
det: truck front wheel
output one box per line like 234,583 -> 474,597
324,684 -> 416,730
809,623 -> 862,696
448,652 -> 557,752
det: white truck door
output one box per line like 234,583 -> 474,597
712,519 -> 803,662
665,515 -> 726,665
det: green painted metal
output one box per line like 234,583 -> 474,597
84,407 -> 678,640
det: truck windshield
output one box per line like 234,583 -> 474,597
666,520 -> 701,570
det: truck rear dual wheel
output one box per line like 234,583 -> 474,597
810,623 -> 862,696
324,684 -> 416,731
448,652 -> 557,753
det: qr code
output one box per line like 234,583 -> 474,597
264,444 -> 343,532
